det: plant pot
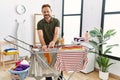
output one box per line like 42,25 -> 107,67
99,70 -> 109,80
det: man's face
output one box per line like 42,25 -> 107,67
42,7 -> 52,19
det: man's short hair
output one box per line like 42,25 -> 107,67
42,4 -> 51,9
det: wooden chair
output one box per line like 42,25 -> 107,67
0,41 -> 18,70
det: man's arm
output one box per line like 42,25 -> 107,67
37,30 -> 48,50
49,27 -> 60,47
53,27 -> 60,42
37,30 -> 46,45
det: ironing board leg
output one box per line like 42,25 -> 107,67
58,71 -> 63,80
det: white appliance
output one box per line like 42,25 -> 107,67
80,52 -> 95,73
79,42 -> 95,73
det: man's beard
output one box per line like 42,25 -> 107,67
44,14 -> 51,19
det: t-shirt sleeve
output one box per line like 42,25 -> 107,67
37,21 -> 42,30
55,18 -> 60,27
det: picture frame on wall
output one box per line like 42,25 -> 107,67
34,14 -> 43,45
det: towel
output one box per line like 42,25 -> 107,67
44,52 -> 51,64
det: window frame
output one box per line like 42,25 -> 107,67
101,0 -> 120,61
61,0 -> 84,38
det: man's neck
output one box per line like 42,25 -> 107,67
45,17 -> 51,23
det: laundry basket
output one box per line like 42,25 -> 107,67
8,67 -> 30,80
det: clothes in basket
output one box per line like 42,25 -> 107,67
8,60 -> 30,80
8,67 -> 29,80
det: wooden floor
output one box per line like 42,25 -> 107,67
0,64 -> 119,80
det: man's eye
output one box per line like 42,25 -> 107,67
45,11 -> 50,13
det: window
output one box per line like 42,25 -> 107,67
101,0 -> 120,60
62,0 -> 83,44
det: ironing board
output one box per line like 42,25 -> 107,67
4,35 -> 88,80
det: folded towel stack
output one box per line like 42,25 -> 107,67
3,48 -> 19,55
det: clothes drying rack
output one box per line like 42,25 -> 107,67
4,35 -> 89,80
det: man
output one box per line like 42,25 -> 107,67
37,4 -> 61,80
37,4 -> 60,52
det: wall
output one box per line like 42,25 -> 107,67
109,59 -> 120,76
82,0 -> 102,35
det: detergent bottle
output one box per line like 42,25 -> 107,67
85,31 -> 89,42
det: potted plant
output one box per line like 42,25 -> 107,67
89,27 -> 118,80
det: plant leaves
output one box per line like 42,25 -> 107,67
89,27 -> 117,72
104,47 -> 112,54
104,29 -> 116,39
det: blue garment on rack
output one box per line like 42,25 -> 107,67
4,48 -> 17,52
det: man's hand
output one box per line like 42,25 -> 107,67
48,41 -> 55,48
42,45 -> 48,51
